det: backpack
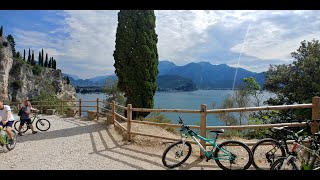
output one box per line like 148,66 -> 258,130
18,108 -> 23,116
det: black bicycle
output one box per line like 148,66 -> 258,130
14,112 -> 51,133
251,120 -> 316,170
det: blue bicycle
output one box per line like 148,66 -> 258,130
161,117 -> 253,170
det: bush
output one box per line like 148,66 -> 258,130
32,65 -> 42,76
143,112 -> 177,133
12,80 -> 23,89
2,42 -> 8,47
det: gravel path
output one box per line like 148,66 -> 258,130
0,114 -> 238,170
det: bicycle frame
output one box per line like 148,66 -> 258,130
0,129 -> 9,145
181,128 -> 233,161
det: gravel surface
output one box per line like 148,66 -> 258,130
0,114 -> 257,170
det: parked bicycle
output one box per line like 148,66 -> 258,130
14,112 -> 51,133
270,131 -> 320,170
251,120 -> 317,170
0,128 -> 17,151
161,117 -> 253,170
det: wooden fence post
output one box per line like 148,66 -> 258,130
79,98 -> 82,117
200,104 -> 207,158
112,100 -> 115,127
96,98 -> 99,120
127,104 -> 132,142
312,96 -> 320,134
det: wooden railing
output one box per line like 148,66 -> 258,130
110,96 -> 320,158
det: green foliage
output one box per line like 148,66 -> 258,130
27,48 -> 31,64
44,58 -> 48,67
265,39 -> 320,121
32,65 -> 42,76
23,49 -> 25,61
0,26 -> 3,36
52,59 -> 56,69
102,77 -> 126,114
2,42 -> 8,47
48,58 -> 52,68
16,52 -> 21,59
12,80 -> 23,89
41,49 -> 44,66
113,10 -> 159,119
6,34 -> 16,57
31,91 -> 67,112
31,51 -> 35,65
66,76 -> 70,84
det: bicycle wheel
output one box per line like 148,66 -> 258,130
36,119 -> 50,131
270,157 -> 299,170
214,140 -> 253,170
162,140 -> 192,168
251,138 -> 286,170
6,130 -> 17,151
14,121 -> 28,133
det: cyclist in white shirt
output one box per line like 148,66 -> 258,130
0,100 -> 15,145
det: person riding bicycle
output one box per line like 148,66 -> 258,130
18,98 -> 39,136
0,100 -> 15,145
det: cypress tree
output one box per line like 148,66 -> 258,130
45,53 -> 48,66
38,52 -> 41,66
44,58 -> 48,67
66,76 -> 70,84
48,57 -> 52,68
27,48 -> 31,64
0,26 -> 3,37
53,59 -> 56,69
6,34 -> 16,57
41,48 -> 44,63
31,50 -> 35,65
113,10 -> 159,119
23,49 -> 26,61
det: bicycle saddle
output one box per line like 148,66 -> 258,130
210,129 -> 224,134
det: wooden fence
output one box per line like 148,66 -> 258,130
8,96 -> 320,158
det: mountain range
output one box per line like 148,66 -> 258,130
63,60 -> 266,91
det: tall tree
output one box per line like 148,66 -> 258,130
16,51 -> 21,59
41,48 -> 44,63
38,51 -> 42,66
66,76 -> 70,84
45,53 -> 48,66
6,34 -> 16,57
23,49 -> 26,61
113,10 -> 159,119
265,39 -> 320,121
31,50 -> 35,65
52,59 -> 56,69
48,57 -> 52,68
44,58 -> 48,67
0,26 -> 3,37
27,48 -> 31,64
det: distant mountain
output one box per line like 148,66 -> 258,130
160,61 -> 265,89
62,73 -> 80,80
156,75 -> 197,91
158,60 -> 176,75
88,76 -> 109,83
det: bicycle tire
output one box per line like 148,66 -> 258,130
6,130 -> 17,151
270,157 -> 299,170
251,138 -> 286,170
14,121 -> 28,133
36,119 -> 51,131
214,140 -> 253,170
162,140 -> 192,168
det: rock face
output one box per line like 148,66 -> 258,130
0,37 -> 13,101
0,36 -> 76,102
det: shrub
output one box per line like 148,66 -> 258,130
12,80 -> 23,89
32,65 -> 42,76
2,42 -> 8,47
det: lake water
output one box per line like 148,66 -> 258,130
76,90 -> 273,126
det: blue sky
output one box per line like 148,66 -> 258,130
1,10 -> 320,79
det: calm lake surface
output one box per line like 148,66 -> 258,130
76,90 -> 273,126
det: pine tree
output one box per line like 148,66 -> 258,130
113,10 -> 159,118
6,34 -> 16,57
31,50 -> 35,65
0,26 -> 3,37
27,48 -> 31,64
23,49 -> 26,61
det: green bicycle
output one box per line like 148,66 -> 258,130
0,128 -> 17,151
14,112 -> 51,133
161,117 -> 253,170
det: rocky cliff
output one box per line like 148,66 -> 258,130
0,36 -> 76,102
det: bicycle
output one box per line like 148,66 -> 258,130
161,117 -> 253,170
14,112 -> 51,133
0,127 -> 17,151
270,131 -> 320,170
251,120 -> 316,170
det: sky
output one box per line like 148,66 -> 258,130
1,10 -> 320,79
